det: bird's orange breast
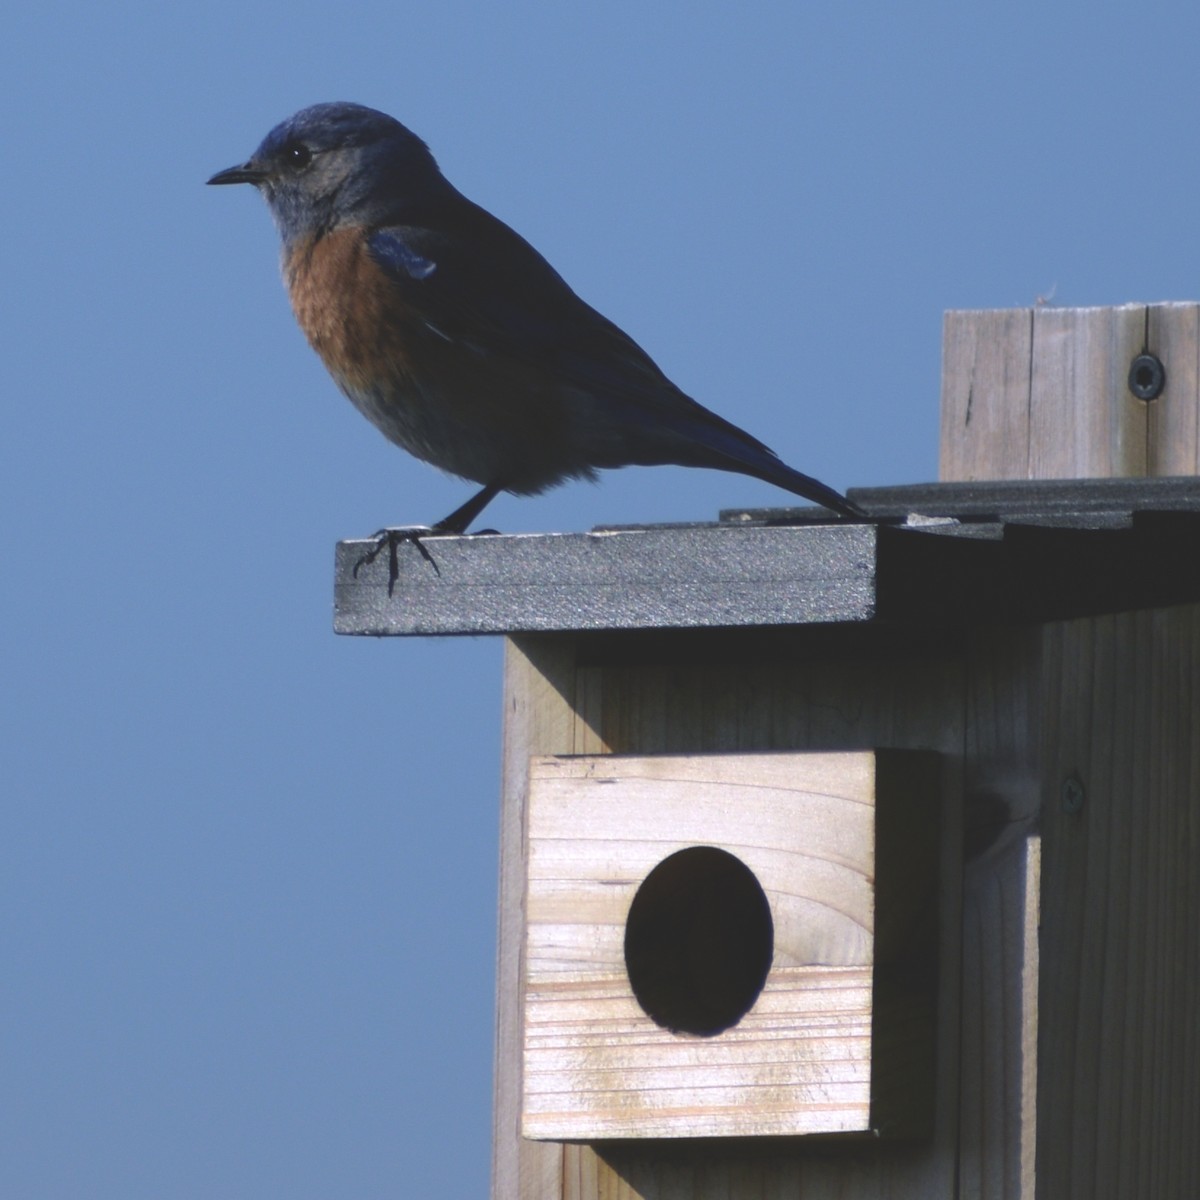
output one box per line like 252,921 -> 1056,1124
283,227 -> 416,391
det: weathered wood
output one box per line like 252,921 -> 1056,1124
521,751 -> 939,1141
1029,305 -> 1147,478
1147,304 -> 1200,474
959,833 -> 1041,1199
484,304 -> 1200,1199
335,481 -> 1200,637
494,637 -> 580,1200
496,632 -> 1057,1198
940,303 -> 1200,481
941,306 -> 1200,1197
941,357 -> 1047,1200
538,644 -> 965,1199
940,305 -> 1034,481
1034,606 -> 1200,1198
335,523 -> 877,636
952,626 -> 1045,1200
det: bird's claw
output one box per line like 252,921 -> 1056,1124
353,526 -> 442,593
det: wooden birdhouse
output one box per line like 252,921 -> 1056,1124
335,303 -> 1200,1199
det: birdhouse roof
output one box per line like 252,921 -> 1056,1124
334,477 -> 1200,637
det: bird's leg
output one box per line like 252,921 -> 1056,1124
432,482 -> 503,534
352,482 -> 504,594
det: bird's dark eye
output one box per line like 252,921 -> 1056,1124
284,141 -> 313,170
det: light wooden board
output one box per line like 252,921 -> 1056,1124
522,752 -> 879,1140
1147,303 -> 1200,474
940,302 -> 1200,481
493,637 -> 580,1200
493,642 -> 965,1199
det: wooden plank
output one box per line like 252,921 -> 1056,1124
956,627 -> 1043,1200
1028,304 -> 1148,478
940,306 -> 1033,481
525,966 -> 876,1141
959,835 -> 1041,1200
1147,303 -> 1200,475
545,647 -> 964,1199
1019,836 -> 1040,1200
521,751 -> 939,1141
942,305 -> 1200,1197
1034,606 -> 1200,1198
940,304 -> 1200,481
493,636 -> 580,1200
334,523 -> 878,636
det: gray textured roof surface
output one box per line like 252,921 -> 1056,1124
333,478 -> 1200,637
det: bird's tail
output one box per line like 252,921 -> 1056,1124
736,453 -> 865,518
660,404 -> 865,518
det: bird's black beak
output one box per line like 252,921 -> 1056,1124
207,161 -> 267,186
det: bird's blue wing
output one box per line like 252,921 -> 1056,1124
366,221 -> 690,401
365,218 -> 795,478
367,231 -> 437,281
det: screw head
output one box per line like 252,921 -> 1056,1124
1129,353 -> 1166,401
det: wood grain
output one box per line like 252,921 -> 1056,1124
1035,606 -> 1200,1198
940,303 -> 1200,481
538,644 -> 966,1199
521,752 -> 939,1141
955,627 -> 1043,1200
494,636 -> 583,1200
1147,303 -> 1200,474
941,307 -> 1200,1196
1028,305 -> 1147,478
940,305 -> 1034,482
479,303 -> 1200,1198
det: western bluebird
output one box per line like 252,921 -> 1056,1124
209,102 -> 862,533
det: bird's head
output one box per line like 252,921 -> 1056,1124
208,102 -> 444,242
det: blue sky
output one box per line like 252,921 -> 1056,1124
5,2 -> 1200,1196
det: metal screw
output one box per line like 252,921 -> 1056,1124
1061,776 -> 1085,814
1128,353 -> 1166,401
